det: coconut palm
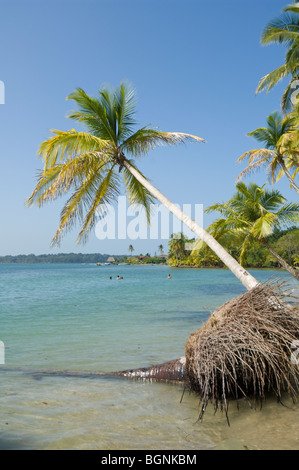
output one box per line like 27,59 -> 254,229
256,2 -> 299,112
158,244 -> 164,255
168,233 -> 188,266
205,182 -> 299,280
26,82 -> 259,290
128,244 -> 134,255
236,111 -> 299,195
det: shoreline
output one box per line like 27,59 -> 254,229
0,261 -> 295,274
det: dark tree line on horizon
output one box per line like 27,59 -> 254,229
0,226 -> 298,268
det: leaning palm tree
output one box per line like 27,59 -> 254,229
26,83 -> 259,291
205,182 -> 299,280
256,2 -> 299,112
236,111 -> 299,195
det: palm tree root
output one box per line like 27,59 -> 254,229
116,279 -> 299,422
185,279 -> 299,421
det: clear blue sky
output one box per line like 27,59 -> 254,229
0,0 -> 296,256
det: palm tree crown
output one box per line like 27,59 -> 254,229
205,182 -> 299,279
27,83 -> 204,245
236,111 -> 299,195
256,2 -> 299,112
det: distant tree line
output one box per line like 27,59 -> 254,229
0,253 -> 123,264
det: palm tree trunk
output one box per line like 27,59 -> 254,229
278,158 -> 299,196
123,160 -> 259,291
261,239 -> 299,280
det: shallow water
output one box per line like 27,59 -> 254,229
0,264 -> 298,450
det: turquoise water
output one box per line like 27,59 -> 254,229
0,264 -> 298,450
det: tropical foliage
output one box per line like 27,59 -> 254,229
167,227 -> 299,270
168,233 -> 189,265
236,112 -> 299,195
27,83 -> 203,246
204,182 -> 299,279
256,2 -> 299,112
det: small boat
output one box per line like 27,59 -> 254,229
96,262 -> 101,266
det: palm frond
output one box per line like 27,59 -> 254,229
250,213 -> 277,239
260,190 -> 285,212
51,167 -> 109,246
26,166 -> 64,207
261,12 -> 299,45
266,155 -> 281,184
76,166 -> 121,244
38,129 -> 111,169
27,152 -> 110,208
122,159 -> 156,223
283,4 -> 299,15
67,88 -> 118,143
275,202 -> 299,227
239,235 -> 252,267
237,148 -> 274,164
114,82 -> 137,140
256,64 -> 289,94
120,128 -> 205,157
236,158 -> 270,182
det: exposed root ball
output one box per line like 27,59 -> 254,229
185,280 -> 299,421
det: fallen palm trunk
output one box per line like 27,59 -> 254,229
114,357 -> 186,383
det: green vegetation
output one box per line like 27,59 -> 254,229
205,182 -> 299,279
168,227 -> 299,270
121,255 -> 167,265
0,253 -> 121,264
256,2 -> 299,112
237,112 -> 299,195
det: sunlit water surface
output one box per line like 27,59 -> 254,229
0,264 -> 298,450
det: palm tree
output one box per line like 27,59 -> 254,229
256,2 -> 299,112
168,233 -> 188,266
236,111 -> 299,195
26,82 -> 259,291
128,244 -> 134,256
158,244 -> 164,255
205,182 -> 299,280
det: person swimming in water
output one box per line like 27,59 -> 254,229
168,274 -> 171,279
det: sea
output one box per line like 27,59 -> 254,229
0,263 -> 298,450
